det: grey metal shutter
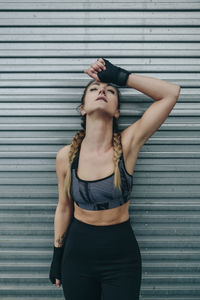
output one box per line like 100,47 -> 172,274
0,1 -> 199,299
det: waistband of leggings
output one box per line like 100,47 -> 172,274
72,216 -> 131,231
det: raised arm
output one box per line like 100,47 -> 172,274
121,73 -> 181,150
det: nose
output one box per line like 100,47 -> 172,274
99,87 -> 106,94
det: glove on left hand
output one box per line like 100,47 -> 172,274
97,58 -> 131,87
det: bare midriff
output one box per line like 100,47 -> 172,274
73,200 -> 130,225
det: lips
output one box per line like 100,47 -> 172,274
96,96 -> 107,102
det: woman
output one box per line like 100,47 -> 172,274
49,58 -> 181,299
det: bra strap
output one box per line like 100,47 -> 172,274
72,144 -> 81,170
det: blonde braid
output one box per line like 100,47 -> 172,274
64,130 -> 85,200
112,132 -> 123,191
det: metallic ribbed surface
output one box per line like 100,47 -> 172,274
0,1 -> 199,299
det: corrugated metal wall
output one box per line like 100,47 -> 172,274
1,1 -> 199,299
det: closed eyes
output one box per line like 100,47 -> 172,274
90,87 -> 115,94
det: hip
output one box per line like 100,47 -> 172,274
63,216 -> 141,264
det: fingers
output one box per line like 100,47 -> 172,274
91,58 -> 106,72
54,278 -> 61,288
98,58 -> 106,66
84,58 -> 106,80
84,68 -> 100,81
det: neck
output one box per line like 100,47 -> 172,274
82,114 -> 114,153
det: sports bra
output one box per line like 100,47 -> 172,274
70,144 -> 133,211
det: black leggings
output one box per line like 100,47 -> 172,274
61,216 -> 142,300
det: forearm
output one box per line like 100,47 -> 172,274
126,73 -> 181,101
54,204 -> 74,247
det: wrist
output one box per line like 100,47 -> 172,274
53,246 -> 64,259
116,67 -> 131,87
97,58 -> 131,87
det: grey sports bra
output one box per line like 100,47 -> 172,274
70,144 -> 133,211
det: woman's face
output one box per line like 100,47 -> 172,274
81,81 -> 120,118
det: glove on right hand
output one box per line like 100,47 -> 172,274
49,246 -> 64,285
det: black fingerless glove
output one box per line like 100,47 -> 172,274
97,58 -> 131,87
49,246 -> 64,284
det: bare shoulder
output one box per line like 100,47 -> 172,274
56,144 -> 72,176
56,144 -> 74,207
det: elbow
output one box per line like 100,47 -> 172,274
57,202 -> 74,214
174,85 -> 181,101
